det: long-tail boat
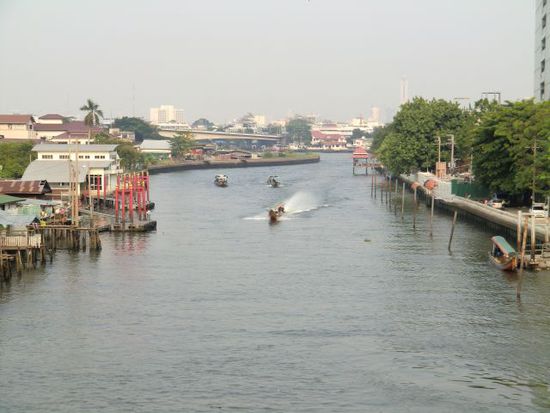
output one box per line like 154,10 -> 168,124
214,175 -> 228,187
268,204 -> 285,223
488,236 -> 517,271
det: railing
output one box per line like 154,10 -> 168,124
0,234 -> 42,248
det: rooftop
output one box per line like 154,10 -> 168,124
38,114 -> 65,120
0,114 -> 34,124
138,139 -> 171,151
34,120 -> 103,133
22,160 -> 113,183
0,180 -> 52,195
32,143 -> 118,152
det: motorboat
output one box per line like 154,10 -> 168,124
214,174 -> 228,187
267,176 -> 280,188
488,236 -> 517,271
268,204 -> 285,223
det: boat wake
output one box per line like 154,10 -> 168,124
243,191 -> 327,220
283,191 -> 326,214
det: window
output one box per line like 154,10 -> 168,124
88,174 -> 103,190
94,155 -> 106,159
543,37 -> 546,51
41,154 -> 53,159
78,155 -> 91,159
541,82 -> 545,100
59,154 -> 69,159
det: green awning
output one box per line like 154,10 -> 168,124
0,194 -> 24,206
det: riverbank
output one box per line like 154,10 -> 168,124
147,154 -> 320,174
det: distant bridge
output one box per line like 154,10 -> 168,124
159,129 -> 281,144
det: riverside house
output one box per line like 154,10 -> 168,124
22,144 -> 122,201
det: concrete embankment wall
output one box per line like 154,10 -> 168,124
148,156 -> 320,175
398,174 -> 549,243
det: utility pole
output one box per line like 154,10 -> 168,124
532,136 -> 537,205
449,134 -> 455,174
437,136 -> 441,163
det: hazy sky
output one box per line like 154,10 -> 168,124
0,0 -> 534,123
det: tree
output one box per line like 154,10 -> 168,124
472,99 -> 550,200
377,97 -> 469,175
117,143 -> 144,171
350,128 -> 364,144
0,142 -> 35,178
113,117 -> 162,142
286,117 -> 312,145
80,99 -> 104,127
170,131 -> 194,159
191,118 -> 215,130
370,125 -> 392,151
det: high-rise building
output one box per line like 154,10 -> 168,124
149,105 -> 185,124
535,0 -> 549,100
369,107 -> 381,123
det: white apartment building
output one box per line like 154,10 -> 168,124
535,0 -> 550,100
150,105 -> 185,124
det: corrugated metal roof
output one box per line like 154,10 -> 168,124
0,210 -> 36,228
32,143 -> 118,152
0,194 -> 24,205
22,160 -> 112,183
0,180 -> 52,195
138,140 -> 171,150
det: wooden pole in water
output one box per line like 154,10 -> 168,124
430,194 -> 435,237
401,182 -> 405,220
374,174 -> 377,199
516,211 -> 522,257
413,187 -> 417,229
517,216 -> 530,299
448,210 -> 458,252
530,213 -> 536,262
371,174 -> 373,197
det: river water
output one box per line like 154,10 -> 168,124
1,153 -> 550,412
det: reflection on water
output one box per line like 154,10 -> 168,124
1,154 -> 550,413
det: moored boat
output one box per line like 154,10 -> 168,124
268,204 -> 285,223
214,174 -> 228,187
267,176 -> 280,188
489,236 -> 517,271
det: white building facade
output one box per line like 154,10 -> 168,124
535,0 -> 550,100
22,144 -> 122,200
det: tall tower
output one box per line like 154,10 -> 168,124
400,77 -> 409,105
535,0 -> 549,100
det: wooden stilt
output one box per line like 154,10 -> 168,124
401,182 -> 405,220
430,195 -> 435,238
448,210 -> 458,252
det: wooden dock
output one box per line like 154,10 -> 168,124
0,225 -> 102,282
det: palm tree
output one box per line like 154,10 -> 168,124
80,99 -> 104,127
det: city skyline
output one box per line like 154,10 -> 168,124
0,0 -> 535,123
